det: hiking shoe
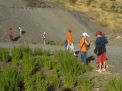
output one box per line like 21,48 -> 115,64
102,68 -> 106,72
96,69 -> 102,73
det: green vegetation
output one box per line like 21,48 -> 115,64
0,48 -> 9,62
1,47 -> 121,91
106,77 -> 122,91
0,67 -> 20,91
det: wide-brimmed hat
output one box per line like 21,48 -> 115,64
82,32 -> 89,37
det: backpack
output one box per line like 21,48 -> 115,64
94,38 -> 104,56
64,40 -> 67,47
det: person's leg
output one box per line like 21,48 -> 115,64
80,51 -> 84,62
20,31 -> 22,37
102,62 -> 106,71
80,52 -> 87,63
70,43 -> 74,52
96,54 -> 102,73
102,53 -> 106,71
10,35 -> 13,41
43,38 -> 46,45
67,43 -> 70,50
104,52 -> 108,68
99,62 -> 102,72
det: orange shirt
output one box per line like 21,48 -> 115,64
66,32 -> 72,44
80,38 -> 87,52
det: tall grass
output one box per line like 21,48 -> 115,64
38,55 -> 53,70
54,50 -> 84,88
0,48 -> 9,62
46,71 -> 60,89
21,51 -> 35,91
0,47 -> 94,90
34,72 -> 47,91
24,76 -> 34,91
0,67 -> 19,91
22,53 -> 35,76
106,77 -> 122,91
78,75 -> 91,91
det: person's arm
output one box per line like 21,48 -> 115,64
80,38 -> 84,47
85,38 -> 90,45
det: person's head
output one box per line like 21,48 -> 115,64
82,32 -> 89,38
96,31 -> 102,37
9,28 -> 12,30
68,29 -> 72,33
43,32 -> 46,34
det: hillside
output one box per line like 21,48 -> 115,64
0,0 -> 121,45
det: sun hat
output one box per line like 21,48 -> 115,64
82,32 -> 89,37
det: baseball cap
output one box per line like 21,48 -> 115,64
82,32 -> 89,37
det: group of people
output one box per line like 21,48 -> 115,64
65,29 -> 108,73
8,27 -> 108,73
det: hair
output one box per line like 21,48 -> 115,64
68,29 -> 72,32
9,28 -> 12,30
96,31 -> 103,36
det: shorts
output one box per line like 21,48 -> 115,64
97,53 -> 106,63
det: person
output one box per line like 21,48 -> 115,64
18,26 -> 23,37
66,29 -> 74,51
94,31 -> 107,73
8,28 -> 14,42
101,33 -> 108,68
80,32 -> 90,64
42,32 -> 47,45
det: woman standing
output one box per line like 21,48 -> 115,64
94,31 -> 107,73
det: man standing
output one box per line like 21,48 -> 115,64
42,32 -> 47,45
18,26 -> 23,37
66,29 -> 74,51
80,32 -> 90,64
8,28 -> 14,42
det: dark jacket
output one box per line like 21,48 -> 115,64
94,36 -> 108,55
